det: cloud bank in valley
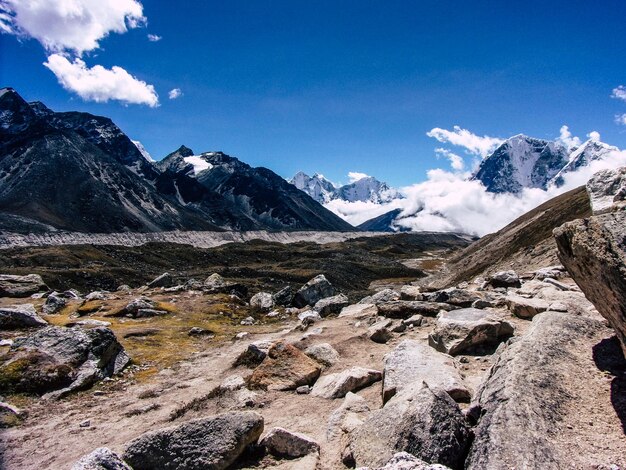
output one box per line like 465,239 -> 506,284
324,126 -> 626,236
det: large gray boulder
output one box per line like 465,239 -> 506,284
346,383 -> 470,469
123,411 -> 264,470
359,289 -> 401,305
71,447 -> 131,470
428,308 -> 514,355
0,326 -> 129,397
377,301 -> 455,319
554,210 -> 626,356
465,312 -> 607,469
0,274 -> 48,297
487,270 -> 520,288
203,273 -> 247,297
505,295 -> 549,319
293,275 -> 336,308
0,304 -> 47,329
382,340 -> 470,403
304,343 -> 339,367
311,366 -> 382,399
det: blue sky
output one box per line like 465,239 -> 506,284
3,0 -> 626,186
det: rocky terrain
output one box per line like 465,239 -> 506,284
1,172 -> 626,469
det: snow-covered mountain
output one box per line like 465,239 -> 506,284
289,172 -> 399,204
471,134 -> 619,193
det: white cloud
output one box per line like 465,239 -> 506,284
435,148 -> 465,171
556,125 -> 581,150
426,126 -> 504,158
44,53 -> 158,107
325,148 -> 626,237
347,171 -> 369,183
147,33 -> 161,42
168,88 -> 182,100
587,131 -> 601,142
615,114 -> 626,126
0,0 -> 145,55
611,85 -> 626,102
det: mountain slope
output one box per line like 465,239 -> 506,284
0,88 -> 354,233
289,171 -> 397,204
159,150 -> 354,231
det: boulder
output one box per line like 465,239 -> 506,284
402,315 -> 423,327
203,273 -> 247,297
293,275 -> 336,308
346,383 -> 471,469
377,301 -> 455,319
339,303 -> 378,318
554,210 -> 626,355
368,319 -> 393,344
311,367 -> 382,399
358,452 -> 453,470
0,326 -> 129,397
188,327 -> 214,337
71,447 -> 131,470
304,343 -> 339,367
146,272 -> 173,288
314,294 -> 349,317
382,340 -> 470,403
42,292 -> 67,314
533,266 -> 567,281
505,294 -> 549,319
428,308 -> 514,356
399,285 -> 422,301
425,288 -> 483,308
487,270 -> 521,288
85,291 -> 108,301
272,286 -> 294,307
359,288 -> 401,305
250,292 -> 274,312
123,411 -> 264,470
260,427 -> 320,458
248,341 -> 321,391
0,304 -> 47,329
585,166 -> 626,214
0,274 -> 48,297
234,340 -> 273,367
327,392 -> 370,440
465,312 -> 607,469
135,308 -> 169,318
298,310 -> 322,327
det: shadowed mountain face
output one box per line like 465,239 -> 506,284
0,88 -> 353,233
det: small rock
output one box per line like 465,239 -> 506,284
298,310 -> 322,326
234,340 -> 273,367
296,385 -> 311,394
235,332 -> 250,340
339,303 -> 378,318
250,292 -> 274,312
146,272 -> 173,288
368,319 -> 393,344
240,316 -> 256,326
135,308 -> 169,318
42,292 -> 67,314
327,392 -> 371,440
359,288 -> 401,305
311,367 -> 382,399
304,343 -> 340,367
188,327 -> 214,337
260,427 -> 320,458
248,341 -> 321,391
377,301 -> 455,319
399,285 -> 422,301
506,295 -> 549,319
85,291 -> 108,301
293,275 -> 336,308
402,315 -> 423,327
487,271 -> 521,288
315,294 -> 350,317
79,419 -> 91,428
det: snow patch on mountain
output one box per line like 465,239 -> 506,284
132,140 -> 155,162
183,155 -> 214,175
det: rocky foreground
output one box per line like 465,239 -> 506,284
1,170 -> 626,469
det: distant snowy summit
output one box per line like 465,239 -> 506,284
289,171 -> 400,204
472,134 -> 618,193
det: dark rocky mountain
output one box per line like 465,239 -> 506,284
0,88 -> 353,233
357,209 -> 406,232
